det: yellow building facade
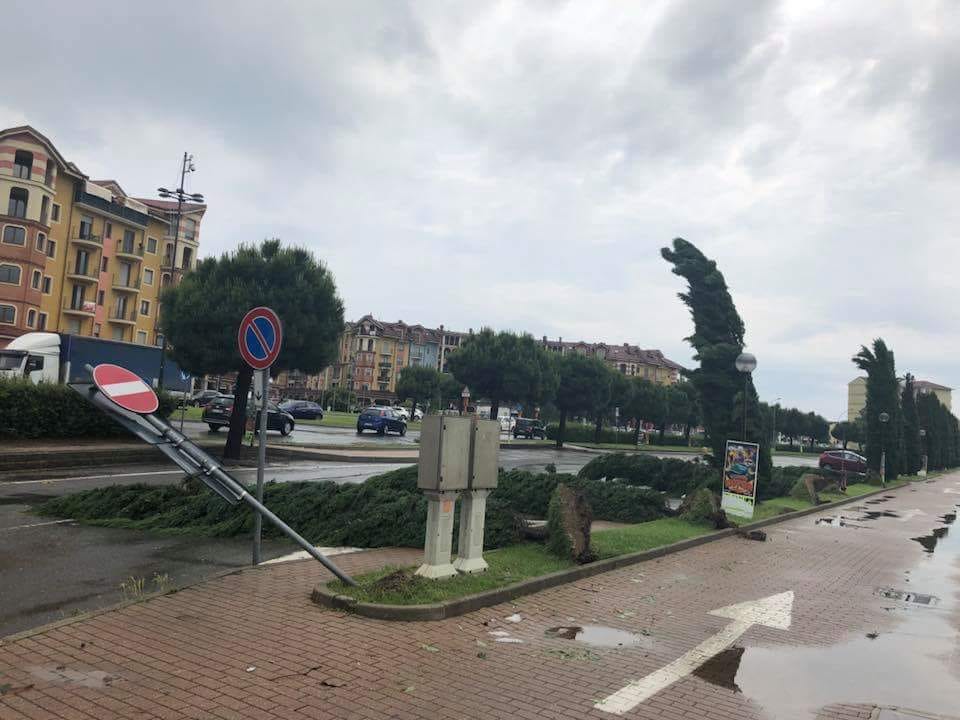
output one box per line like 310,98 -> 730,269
0,126 -> 204,349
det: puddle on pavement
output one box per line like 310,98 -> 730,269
696,502 -> 960,719
692,646 -> 744,692
911,526 -> 949,554
815,516 -> 867,528
855,511 -> 901,521
544,625 -> 651,648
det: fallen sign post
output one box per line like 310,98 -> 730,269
78,362 -> 357,586
238,306 -> 283,566
595,591 -> 794,715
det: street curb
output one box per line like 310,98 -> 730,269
311,481 -> 907,621
266,447 -> 417,464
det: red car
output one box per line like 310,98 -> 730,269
819,450 -> 867,474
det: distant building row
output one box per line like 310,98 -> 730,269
847,376 -> 952,422
273,315 -> 684,405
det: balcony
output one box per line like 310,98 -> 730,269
72,228 -> 103,249
108,307 -> 138,325
74,188 -> 149,227
115,243 -> 144,262
113,273 -> 141,292
66,265 -> 99,284
63,301 -> 95,317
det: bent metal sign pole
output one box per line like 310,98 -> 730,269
83,362 -> 355,585
238,306 -> 283,565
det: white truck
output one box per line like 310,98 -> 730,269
0,332 -> 190,395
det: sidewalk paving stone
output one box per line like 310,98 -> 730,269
1,477 -> 959,719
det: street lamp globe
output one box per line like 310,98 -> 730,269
879,412 -> 890,423
735,352 -> 757,373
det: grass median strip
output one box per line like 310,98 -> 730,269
329,518 -> 714,605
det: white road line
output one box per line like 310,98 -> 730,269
0,519 -> 75,532
596,591 -> 794,715
7,469 -> 186,485
898,509 -> 926,522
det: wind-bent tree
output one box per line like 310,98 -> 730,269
553,354 -> 611,448
900,374 -> 923,474
161,239 -> 343,458
852,339 -> 900,481
395,365 -> 441,415
661,238 -> 771,479
447,329 -> 556,420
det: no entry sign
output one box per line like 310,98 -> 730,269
238,307 -> 282,370
92,364 -> 159,415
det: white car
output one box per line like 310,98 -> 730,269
392,407 -> 410,421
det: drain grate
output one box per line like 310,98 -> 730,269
876,588 -> 939,605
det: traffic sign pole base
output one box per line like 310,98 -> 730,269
454,489 -> 490,574
416,491 -> 459,580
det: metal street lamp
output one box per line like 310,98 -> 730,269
772,396 -> 782,448
920,427 -> 928,477
735,352 -> 757,440
879,411 -> 890,485
156,153 -> 204,392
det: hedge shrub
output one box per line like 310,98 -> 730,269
544,423 -> 702,447
577,453 -> 719,495
0,379 -> 175,439
496,469 -> 667,523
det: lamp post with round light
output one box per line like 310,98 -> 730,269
879,411 -> 890,486
735,352 -> 757,440
920,427 -> 928,477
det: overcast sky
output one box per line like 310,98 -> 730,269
4,0 -> 958,417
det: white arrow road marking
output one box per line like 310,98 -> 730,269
898,509 -> 927,522
596,591 -> 794,715
944,488 -> 960,495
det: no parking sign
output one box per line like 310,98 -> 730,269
238,307 -> 282,370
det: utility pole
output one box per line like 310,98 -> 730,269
156,154 -> 204,392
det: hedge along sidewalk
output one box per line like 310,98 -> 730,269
312,480 -> 911,621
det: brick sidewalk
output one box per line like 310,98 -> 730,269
2,476 -> 959,719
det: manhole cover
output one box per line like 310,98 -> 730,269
876,588 -> 939,605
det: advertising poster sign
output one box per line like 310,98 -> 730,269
721,440 -> 760,519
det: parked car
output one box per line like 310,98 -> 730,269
356,407 -> 407,436
392,406 -> 410,421
513,418 -> 546,439
202,396 -> 296,436
279,399 -> 324,420
819,449 -> 867,474
190,389 -> 222,407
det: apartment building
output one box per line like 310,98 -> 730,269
541,337 -> 683,385
848,376 -> 953,421
0,126 -> 205,348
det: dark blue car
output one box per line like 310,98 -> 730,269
356,406 -> 407,436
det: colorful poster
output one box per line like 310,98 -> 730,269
721,440 -> 760,519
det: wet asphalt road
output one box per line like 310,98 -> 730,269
0,448 -> 589,638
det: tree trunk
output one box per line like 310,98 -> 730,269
489,399 -> 499,422
594,416 -> 603,444
556,408 -> 567,449
658,422 -> 666,445
683,423 -> 692,446
632,419 -> 641,446
224,366 -> 253,460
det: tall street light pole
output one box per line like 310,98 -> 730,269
735,352 -> 757,440
879,411 -> 890,486
156,153 -> 204,392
